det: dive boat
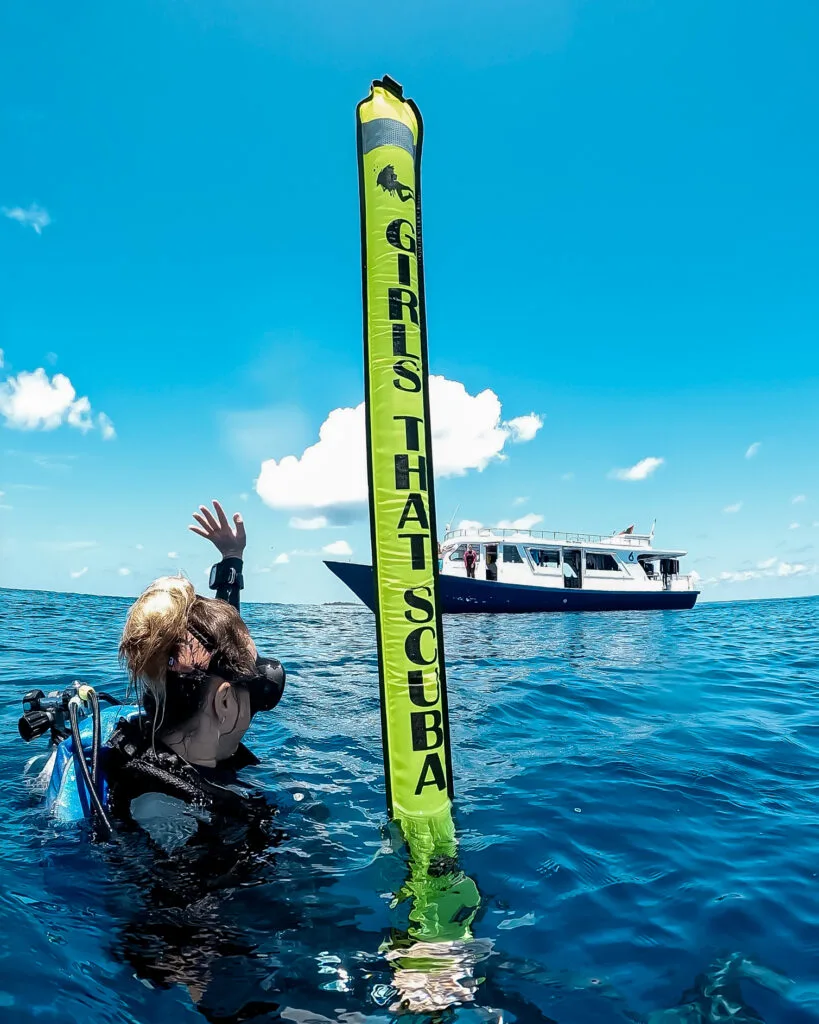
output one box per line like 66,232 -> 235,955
325,524 -> 699,613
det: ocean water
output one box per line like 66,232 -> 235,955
0,587 -> 818,1024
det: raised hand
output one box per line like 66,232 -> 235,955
188,499 -> 247,560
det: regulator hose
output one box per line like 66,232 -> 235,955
68,696 -> 114,839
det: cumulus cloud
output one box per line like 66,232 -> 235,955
0,367 -> 114,438
118,567 -> 132,576
496,513 -> 544,531
789,522 -> 800,530
506,414 -> 543,442
323,540 -> 353,557
167,551 -> 179,559
723,502 -> 742,514
273,552 -> 289,565
512,496 -> 529,506
70,567 -> 89,579
719,569 -> 761,583
3,204 -> 50,234
745,442 -> 761,459
777,561 -> 809,577
256,376 -> 543,522
713,558 -> 817,585
98,412 -> 116,441
290,515 -> 329,531
792,495 -> 806,504
610,457 -> 663,482
455,519 -> 484,532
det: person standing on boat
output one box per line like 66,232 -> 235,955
464,544 -> 477,579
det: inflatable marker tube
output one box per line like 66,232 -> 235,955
356,77 -> 453,820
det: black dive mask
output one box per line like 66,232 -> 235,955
162,656 -> 286,724
194,654 -> 286,716
240,657 -> 286,715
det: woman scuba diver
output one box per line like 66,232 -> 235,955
102,499 -> 287,847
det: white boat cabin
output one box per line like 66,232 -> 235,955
439,526 -> 696,593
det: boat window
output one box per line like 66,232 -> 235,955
529,548 -> 560,568
502,545 -> 523,564
585,552 -> 620,572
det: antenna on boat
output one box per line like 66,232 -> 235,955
444,503 -> 460,534
650,518 -> 656,541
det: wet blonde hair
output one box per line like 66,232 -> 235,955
119,575 -> 256,728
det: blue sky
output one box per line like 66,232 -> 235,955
1,0 -> 818,604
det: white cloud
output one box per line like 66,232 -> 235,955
323,540 -> 353,557
135,543 -> 144,551
777,561 -> 810,577
719,569 -> 761,583
455,519 -> 484,532
610,457 -> 664,482
167,551 -> 179,559
506,413 -> 543,442
118,567 -> 132,576
496,513 -> 544,531
289,515 -> 329,531
789,522 -> 800,530
723,502 -> 742,514
745,442 -> 761,459
273,552 -> 289,564
256,376 -> 544,522
512,496 -> 529,506
713,558 -> 818,585
98,412 -> 116,441
0,368 -> 113,437
3,204 -> 51,234
70,567 -> 88,579
792,495 -> 806,504
814,522 -> 819,528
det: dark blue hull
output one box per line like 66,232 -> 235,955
324,561 -> 699,613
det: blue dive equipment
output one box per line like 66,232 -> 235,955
19,683 -> 138,835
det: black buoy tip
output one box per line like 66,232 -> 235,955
376,75 -> 404,99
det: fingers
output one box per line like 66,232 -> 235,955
188,525 -> 210,538
199,504 -> 219,531
192,512 -> 213,534
234,513 -> 247,544
213,500 -> 230,530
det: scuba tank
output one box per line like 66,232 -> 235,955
19,683 -> 139,833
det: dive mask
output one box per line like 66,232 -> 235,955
164,655 -> 286,718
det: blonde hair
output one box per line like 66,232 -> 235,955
119,574 -> 256,729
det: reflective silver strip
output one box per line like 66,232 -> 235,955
361,118 -> 415,158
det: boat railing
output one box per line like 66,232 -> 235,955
443,527 -> 648,548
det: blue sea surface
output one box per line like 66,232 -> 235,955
0,587 -> 817,1023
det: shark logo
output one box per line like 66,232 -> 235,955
377,164 -> 414,202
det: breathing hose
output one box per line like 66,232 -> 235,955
68,694 -> 114,839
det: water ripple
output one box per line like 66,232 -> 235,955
0,589 -> 817,1022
